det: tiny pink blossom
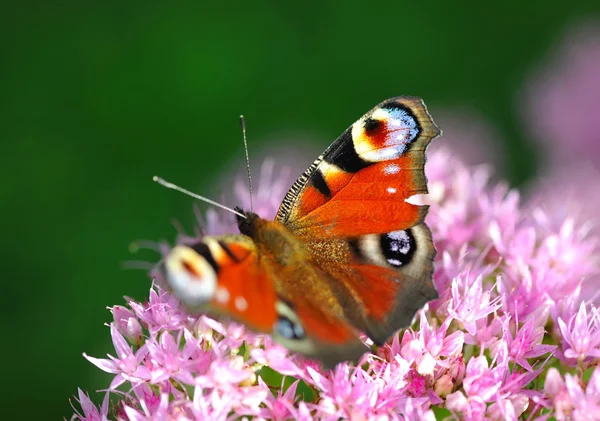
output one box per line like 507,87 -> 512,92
250,345 -> 304,379
129,286 -> 190,334
122,391 -> 170,421
400,314 -> 464,376
448,272 -> 501,336
70,389 -> 109,421
146,329 -> 201,384
558,301 -> 600,361
258,378 -> 300,421
497,316 -> 556,371
566,367 -> 600,418
83,324 -> 150,389
111,305 -> 143,344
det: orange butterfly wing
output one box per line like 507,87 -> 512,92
276,96 -> 439,238
164,235 -> 278,332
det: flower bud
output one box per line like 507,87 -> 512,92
434,374 -> 454,397
112,305 -> 143,343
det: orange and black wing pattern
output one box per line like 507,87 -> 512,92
276,96 -> 440,239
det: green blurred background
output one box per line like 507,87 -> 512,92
2,1 -> 598,418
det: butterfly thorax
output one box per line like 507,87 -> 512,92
235,208 -> 348,325
235,208 -> 305,267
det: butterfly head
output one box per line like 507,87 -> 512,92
235,207 -> 262,238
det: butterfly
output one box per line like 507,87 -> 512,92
162,96 -> 441,368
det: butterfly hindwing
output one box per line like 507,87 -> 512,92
272,298 -> 368,368
302,222 -> 437,345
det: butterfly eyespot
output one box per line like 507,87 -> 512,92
274,316 -> 306,340
165,245 -> 218,307
380,229 -> 416,267
273,300 -> 306,340
350,229 -> 417,269
382,107 -> 420,142
351,106 -> 421,163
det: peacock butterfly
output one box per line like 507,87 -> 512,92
161,96 -> 441,367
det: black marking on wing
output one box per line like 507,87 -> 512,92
348,238 -> 362,259
364,117 -> 382,133
218,240 -> 241,263
190,242 -> 220,273
310,169 -> 332,198
325,128 -> 371,173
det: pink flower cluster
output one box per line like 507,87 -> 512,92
71,145 -> 600,420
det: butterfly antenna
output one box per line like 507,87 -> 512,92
153,176 -> 246,219
240,115 -> 254,211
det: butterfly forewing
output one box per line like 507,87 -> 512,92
276,96 -> 440,238
164,235 -> 279,332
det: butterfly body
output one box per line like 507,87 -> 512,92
163,96 -> 441,367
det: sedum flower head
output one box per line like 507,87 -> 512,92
71,149 -> 600,420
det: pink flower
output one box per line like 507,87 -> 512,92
447,343 -> 510,420
258,378 -> 300,421
250,345 -> 304,379
558,301 -> 600,362
111,305 -> 143,344
129,286 -> 190,334
462,349 -> 506,403
565,367 -> 600,419
448,272 -> 501,336
498,316 -> 555,371
544,368 -> 574,419
83,324 -> 150,389
400,313 -> 464,376
121,392 -> 171,421
70,389 -> 109,421
545,367 -> 600,420
145,329 -> 202,384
